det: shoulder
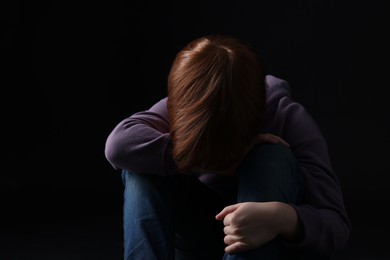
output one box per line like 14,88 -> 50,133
263,75 -> 314,136
264,76 -> 326,152
265,74 -> 292,106
149,97 -> 169,119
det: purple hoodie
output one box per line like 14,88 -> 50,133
105,75 -> 351,255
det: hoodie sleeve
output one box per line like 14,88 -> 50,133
265,77 -> 351,254
104,97 -> 177,175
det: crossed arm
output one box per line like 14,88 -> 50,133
104,97 -> 351,255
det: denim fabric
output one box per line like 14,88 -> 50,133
122,143 -> 303,260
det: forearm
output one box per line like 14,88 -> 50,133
274,97 -> 351,253
104,111 -> 177,175
276,202 -> 303,242
285,204 -> 351,253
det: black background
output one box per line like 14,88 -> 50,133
1,0 -> 389,259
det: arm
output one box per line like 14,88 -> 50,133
218,74 -> 351,254
215,97 -> 351,255
275,96 -> 351,253
104,98 -> 177,175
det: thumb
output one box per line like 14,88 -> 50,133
215,203 -> 241,221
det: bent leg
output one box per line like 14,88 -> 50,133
122,170 -> 176,260
174,175 -> 228,260
237,143 -> 303,203
224,143 -> 304,260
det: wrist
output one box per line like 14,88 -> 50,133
275,202 -> 302,241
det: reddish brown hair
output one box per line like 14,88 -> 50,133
167,35 -> 266,173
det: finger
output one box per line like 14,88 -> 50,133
223,212 -> 234,226
224,234 -> 240,245
255,133 -> 276,144
225,241 -> 249,254
215,203 -> 240,221
273,136 -> 290,148
223,225 -> 235,235
256,134 -> 290,148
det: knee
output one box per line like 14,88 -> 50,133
252,142 -> 294,159
244,142 -> 297,165
122,169 -> 176,198
122,169 -> 144,188
122,169 -> 148,199
237,143 -> 304,203
238,143 -> 303,187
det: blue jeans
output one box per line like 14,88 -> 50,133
122,143 -> 303,260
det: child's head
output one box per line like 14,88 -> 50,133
167,35 -> 266,173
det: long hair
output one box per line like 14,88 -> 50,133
167,35 -> 266,173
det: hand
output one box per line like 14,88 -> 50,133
253,133 -> 290,149
215,202 -> 300,254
